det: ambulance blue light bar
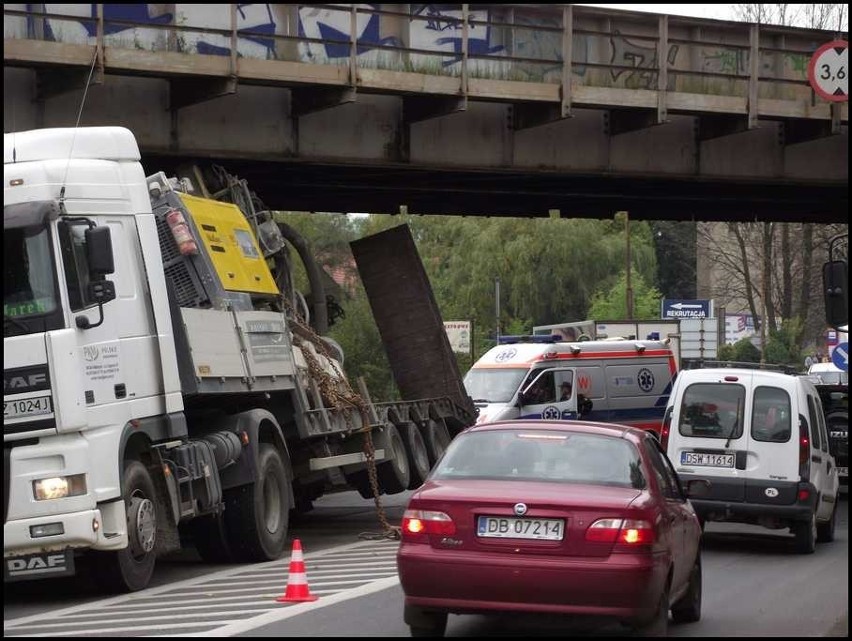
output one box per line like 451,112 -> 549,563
498,335 -> 562,344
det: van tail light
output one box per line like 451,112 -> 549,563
660,408 -> 673,450
401,509 -> 456,542
798,417 -> 811,481
586,518 -> 655,549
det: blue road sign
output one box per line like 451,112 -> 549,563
831,342 -> 848,372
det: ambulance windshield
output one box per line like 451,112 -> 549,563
464,368 -> 528,403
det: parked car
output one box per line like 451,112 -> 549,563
396,420 -> 706,637
663,368 -> 840,553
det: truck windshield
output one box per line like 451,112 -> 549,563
4,222 -> 61,335
464,368 -> 528,403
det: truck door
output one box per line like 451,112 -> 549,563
518,368 -> 578,420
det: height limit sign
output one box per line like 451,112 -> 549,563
808,40 -> 848,102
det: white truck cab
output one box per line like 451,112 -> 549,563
663,367 -> 840,553
463,336 -> 678,435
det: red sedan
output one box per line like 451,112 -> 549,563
397,420 -> 706,636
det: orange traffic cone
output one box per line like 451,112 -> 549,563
275,539 -> 319,603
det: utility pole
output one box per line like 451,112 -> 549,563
623,211 -> 634,319
495,277 -> 501,342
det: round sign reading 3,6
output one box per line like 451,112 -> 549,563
808,40 -> 848,102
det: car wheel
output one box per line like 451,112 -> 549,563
634,582 -> 669,637
816,501 -> 837,543
671,555 -> 702,623
94,460 -> 159,592
405,604 -> 447,637
793,511 -> 817,554
400,422 -> 431,490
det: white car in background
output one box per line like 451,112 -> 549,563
807,362 -> 848,386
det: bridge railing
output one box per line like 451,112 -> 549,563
3,4 -> 847,121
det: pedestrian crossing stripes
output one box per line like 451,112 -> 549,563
3,540 -> 401,637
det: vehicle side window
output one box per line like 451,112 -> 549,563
751,386 -> 792,443
58,219 -> 95,312
806,396 -> 822,450
815,396 -> 830,453
643,438 -> 682,500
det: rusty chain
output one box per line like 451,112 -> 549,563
281,295 -> 400,541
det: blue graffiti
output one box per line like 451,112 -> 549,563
37,4 -> 173,42
197,4 -> 276,57
299,4 -> 401,60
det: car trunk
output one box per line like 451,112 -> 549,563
413,479 -> 644,558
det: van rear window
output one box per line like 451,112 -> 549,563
752,386 -> 792,443
678,383 -> 745,439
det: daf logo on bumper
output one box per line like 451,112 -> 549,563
514,503 -> 527,516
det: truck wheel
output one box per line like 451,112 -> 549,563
224,444 -> 291,562
95,460 -> 158,592
345,469 -> 378,499
401,422 -> 431,489
423,419 -> 452,465
376,423 -> 410,495
189,513 -> 233,563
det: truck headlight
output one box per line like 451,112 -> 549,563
33,474 -> 87,500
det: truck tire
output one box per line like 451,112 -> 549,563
376,423 -> 410,495
189,513 -> 233,563
94,460 -> 159,592
401,422 -> 431,489
422,419 -> 452,465
224,444 -> 291,562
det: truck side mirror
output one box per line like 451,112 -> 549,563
823,260 -> 848,330
85,226 -> 115,277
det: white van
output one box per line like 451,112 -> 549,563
663,367 -> 840,553
463,337 -> 678,435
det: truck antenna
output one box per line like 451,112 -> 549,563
59,49 -> 99,210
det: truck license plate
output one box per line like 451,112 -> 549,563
3,396 -> 52,420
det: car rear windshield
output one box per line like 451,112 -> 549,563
432,429 -> 645,489
678,382 -> 745,440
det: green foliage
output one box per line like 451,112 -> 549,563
717,343 -> 736,361
587,270 -> 663,320
731,338 -> 762,363
764,319 -> 804,368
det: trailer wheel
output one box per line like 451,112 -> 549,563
401,422 -> 431,489
376,423 -> 410,495
95,460 -> 158,592
423,419 -> 452,465
224,444 -> 291,562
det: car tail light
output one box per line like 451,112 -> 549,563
401,509 -> 456,542
585,518 -> 655,547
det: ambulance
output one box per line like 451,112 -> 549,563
463,336 -> 678,435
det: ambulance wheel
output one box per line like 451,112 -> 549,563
224,444 -> 290,562
95,460 -> 158,592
